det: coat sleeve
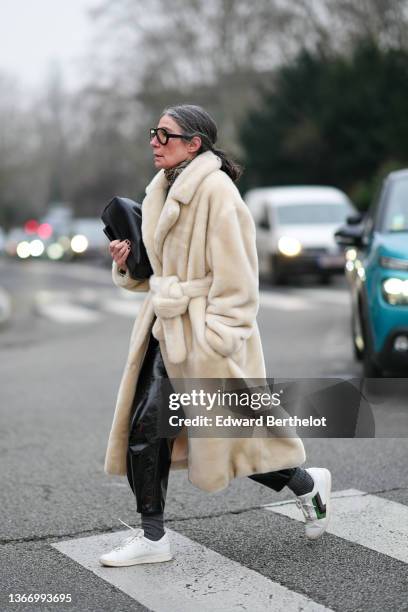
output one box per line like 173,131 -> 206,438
204,199 -> 259,357
112,260 -> 150,292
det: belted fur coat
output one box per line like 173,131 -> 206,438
104,150 -> 305,492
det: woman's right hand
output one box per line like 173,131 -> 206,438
109,239 -> 131,270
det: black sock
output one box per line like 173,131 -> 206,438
141,512 -> 165,541
287,467 -> 314,496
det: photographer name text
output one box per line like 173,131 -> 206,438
168,415 -> 327,428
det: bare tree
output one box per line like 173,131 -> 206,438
291,0 -> 408,55
5,0 -> 407,226
83,0 -> 304,162
0,73 -> 46,227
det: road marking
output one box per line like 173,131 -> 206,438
102,299 -> 142,318
34,289 -> 144,323
260,291 -> 312,311
53,528 -> 332,612
264,489 -> 408,564
0,286 -> 12,324
33,286 -> 349,321
35,302 -> 102,323
259,289 -> 349,311
26,259 -> 112,284
292,289 -> 350,306
34,291 -> 102,323
74,288 -> 101,303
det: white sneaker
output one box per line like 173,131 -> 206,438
295,468 -> 332,540
99,519 -> 173,567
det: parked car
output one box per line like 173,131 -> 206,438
335,169 -> 408,376
4,227 -> 31,258
68,218 -> 110,262
244,185 -> 355,284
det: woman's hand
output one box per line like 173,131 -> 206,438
109,239 -> 131,271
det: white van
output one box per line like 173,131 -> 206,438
244,185 -> 355,284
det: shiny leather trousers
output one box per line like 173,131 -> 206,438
126,330 -> 298,515
126,331 -> 175,515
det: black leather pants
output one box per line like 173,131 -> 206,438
126,331 -> 299,514
126,330 -> 175,515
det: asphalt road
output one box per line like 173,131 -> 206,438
0,257 -> 407,612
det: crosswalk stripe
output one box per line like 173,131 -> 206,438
52,528 -> 332,612
102,299 -> 143,318
0,286 -> 12,324
35,302 -> 103,323
259,291 -> 312,311
264,488 -> 408,564
34,287 -> 349,321
27,259 -> 112,284
291,289 -> 350,306
34,289 -> 103,323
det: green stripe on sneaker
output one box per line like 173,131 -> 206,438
312,493 -> 326,519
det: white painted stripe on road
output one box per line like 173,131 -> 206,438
102,299 -> 142,318
260,291 -> 312,311
34,289 -> 103,323
116,287 -> 146,301
35,302 -> 102,323
264,489 -> 408,564
27,260 -> 112,283
0,286 -> 12,324
35,289 -> 72,302
292,289 -> 350,306
52,528 -> 332,612
75,288 -> 100,303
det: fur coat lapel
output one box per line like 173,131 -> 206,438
142,151 -> 222,271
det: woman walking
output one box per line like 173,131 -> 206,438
100,104 -> 332,567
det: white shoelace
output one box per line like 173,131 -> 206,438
113,518 -> 144,550
295,498 -> 315,521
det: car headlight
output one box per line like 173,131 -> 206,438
278,236 -> 302,257
71,234 -> 89,253
380,256 -> 408,271
16,241 -> 31,259
382,277 -> 408,305
345,248 -> 357,261
46,242 -> 64,260
29,239 -> 44,257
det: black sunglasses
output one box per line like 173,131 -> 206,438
149,127 -> 191,145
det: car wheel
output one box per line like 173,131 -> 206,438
361,309 -> 383,377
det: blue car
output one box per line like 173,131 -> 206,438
335,169 -> 408,376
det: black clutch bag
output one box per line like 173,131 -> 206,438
101,196 -> 153,279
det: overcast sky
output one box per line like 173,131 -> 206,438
0,0 -> 97,91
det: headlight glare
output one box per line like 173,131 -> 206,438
382,277 -> 408,305
278,236 -> 302,257
345,248 -> 357,261
71,234 -> 88,253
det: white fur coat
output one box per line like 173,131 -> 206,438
104,150 -> 305,492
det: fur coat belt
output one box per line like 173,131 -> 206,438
150,272 -> 213,365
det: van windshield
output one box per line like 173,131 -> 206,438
276,203 -> 351,225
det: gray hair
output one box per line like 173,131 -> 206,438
161,104 -> 242,182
